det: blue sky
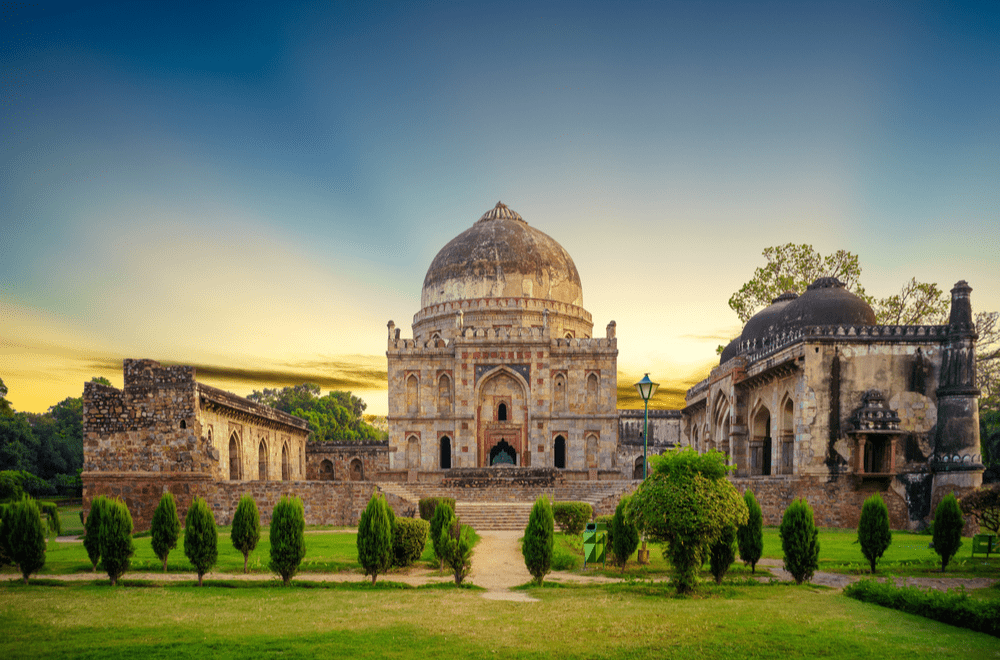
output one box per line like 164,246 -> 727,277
2,0 -> 998,413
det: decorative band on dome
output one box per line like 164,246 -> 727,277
477,201 -> 525,224
807,277 -> 846,290
771,291 -> 799,304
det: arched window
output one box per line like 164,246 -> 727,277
437,374 -> 452,414
586,434 -> 598,469
439,436 -> 451,470
586,373 -> 599,412
407,435 -> 420,468
633,456 -> 645,480
497,402 -> 508,421
179,419 -> 186,429
281,443 -> 290,481
553,435 -> 566,469
406,375 -> 419,415
349,458 -> 364,481
319,459 -> 334,480
258,440 -> 268,481
300,445 -> 305,478
553,373 -> 567,411
228,432 -> 241,481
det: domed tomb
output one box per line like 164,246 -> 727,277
421,201 -> 583,308
413,202 -> 593,341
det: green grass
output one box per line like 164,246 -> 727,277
1,579 -> 997,658
57,504 -> 84,537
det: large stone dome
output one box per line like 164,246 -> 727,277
420,202 -> 583,309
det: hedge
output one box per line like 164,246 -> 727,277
419,497 -> 455,521
844,578 -> 1000,637
552,501 -> 593,535
393,517 -> 429,567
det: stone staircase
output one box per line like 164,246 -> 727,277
373,479 -> 639,531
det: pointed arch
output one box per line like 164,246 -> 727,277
553,435 -> 566,469
228,431 -> 241,481
281,442 -> 290,481
406,374 -> 419,415
586,372 -> 599,412
751,404 -> 772,476
258,439 -> 268,481
780,393 -> 795,474
319,459 -> 334,480
553,372 -> 567,411
437,373 -> 452,414
406,435 -> 421,469
439,436 -> 452,469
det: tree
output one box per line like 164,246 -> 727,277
728,244 -> 867,323
932,493 -> 964,572
356,491 -> 393,584
2,497 -> 46,584
100,498 -> 135,586
83,496 -> 109,571
269,496 -> 306,586
708,523 -> 738,584
0,377 -> 13,418
430,500 -> 457,570
231,494 -> 261,574
779,498 -> 820,585
610,496 -> 640,572
737,489 -> 764,574
247,384 -> 384,443
183,497 -> 218,586
960,484 -> 1000,534
439,519 -> 473,585
522,496 -> 554,586
857,493 -> 892,574
150,492 -> 181,572
628,448 -> 749,594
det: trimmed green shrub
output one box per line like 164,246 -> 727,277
857,492 -> 892,573
270,495 -> 306,586
522,496 -> 554,585
231,494 -> 261,574
610,497 -> 639,572
709,523 -> 737,584
83,496 -> 110,571
737,489 -> 763,573
932,493 -> 964,572
0,502 -> 12,567
183,496 -> 218,586
3,497 -> 46,584
36,501 -> 60,536
552,501 -> 593,535
100,498 -> 135,586
439,519 -> 474,585
779,497 -> 819,585
845,578 -> 1000,637
392,517 -> 429,568
430,501 -> 456,570
628,448 -> 748,594
418,497 -> 455,521
151,492 -> 181,572
357,492 -> 393,584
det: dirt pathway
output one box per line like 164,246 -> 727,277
468,530 -> 537,601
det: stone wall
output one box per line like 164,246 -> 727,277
84,474 -> 414,531
305,442 -> 391,481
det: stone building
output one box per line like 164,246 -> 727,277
82,359 -> 402,530
386,202 -> 624,479
682,278 -> 983,528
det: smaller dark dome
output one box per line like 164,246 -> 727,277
719,336 -> 741,364
732,278 -> 876,359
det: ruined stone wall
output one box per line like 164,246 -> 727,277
83,363 -> 212,475
305,442 -> 390,481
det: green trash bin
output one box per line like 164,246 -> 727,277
583,521 -> 607,569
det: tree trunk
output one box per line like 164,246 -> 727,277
163,556 -> 168,572
198,573 -> 204,587
243,554 -> 248,574
371,573 -> 377,585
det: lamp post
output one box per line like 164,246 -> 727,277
634,374 -> 659,479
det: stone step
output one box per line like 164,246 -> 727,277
455,502 -> 534,531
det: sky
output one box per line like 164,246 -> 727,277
2,0 -> 998,415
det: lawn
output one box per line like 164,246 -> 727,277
2,579 -> 998,658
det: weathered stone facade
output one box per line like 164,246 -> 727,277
683,279 -> 983,529
387,202 -> 624,477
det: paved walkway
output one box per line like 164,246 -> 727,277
32,533 -> 1000,598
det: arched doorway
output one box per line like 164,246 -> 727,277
752,407 -> 772,476
229,432 -> 241,481
490,439 -> 517,466
439,436 -> 452,469
633,456 -> 645,480
476,368 -> 528,468
553,435 -> 566,469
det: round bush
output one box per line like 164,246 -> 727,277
392,517 -> 429,567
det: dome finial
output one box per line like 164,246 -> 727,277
478,201 -> 525,224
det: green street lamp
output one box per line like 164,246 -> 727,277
634,374 -> 659,479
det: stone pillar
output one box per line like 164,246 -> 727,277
933,281 -> 983,497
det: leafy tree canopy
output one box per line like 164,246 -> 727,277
247,384 -> 384,443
